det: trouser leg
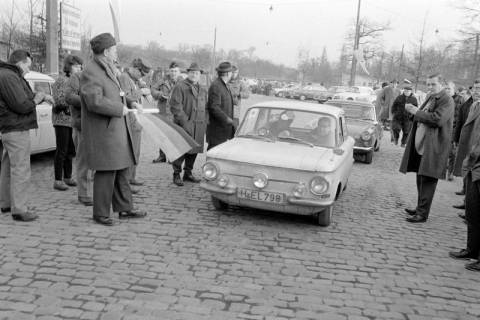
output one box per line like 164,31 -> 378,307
465,173 -> 480,256
0,131 -> 31,213
63,127 -> 75,179
93,170 -> 115,218
0,142 -> 11,209
112,167 -> 133,212
73,129 -> 92,200
183,153 -> 197,174
54,126 -> 69,180
401,120 -> 412,145
172,155 -> 185,175
416,174 -> 438,219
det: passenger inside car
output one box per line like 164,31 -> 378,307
308,116 -> 335,147
265,110 -> 295,137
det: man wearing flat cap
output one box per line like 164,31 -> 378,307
206,61 -> 235,151
151,61 -> 182,163
80,32 -> 146,225
391,84 -> 418,147
169,62 -> 208,186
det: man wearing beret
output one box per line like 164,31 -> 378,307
206,61 -> 235,151
391,84 -> 418,147
80,32 -> 146,226
151,61 -> 181,163
169,62 -> 208,186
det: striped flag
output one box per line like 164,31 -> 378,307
135,111 -> 200,162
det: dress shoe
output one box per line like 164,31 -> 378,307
449,249 -> 478,260
458,212 -> 466,220
455,190 -> 465,196
173,174 -> 184,186
404,208 -> 416,215
406,214 -> 427,223
452,203 -> 465,210
53,180 -> 68,191
465,260 -> 480,272
129,179 -> 144,186
118,209 -> 147,219
93,216 -> 113,226
12,212 -> 38,222
152,156 -> 166,163
183,172 -> 201,183
79,198 -> 93,206
64,178 -> 77,187
1,207 -> 11,213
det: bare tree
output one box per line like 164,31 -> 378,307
1,0 -> 19,57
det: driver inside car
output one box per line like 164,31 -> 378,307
262,110 -> 295,138
309,116 -> 334,147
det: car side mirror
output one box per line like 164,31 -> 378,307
333,148 -> 344,155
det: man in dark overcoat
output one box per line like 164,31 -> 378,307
449,79 -> 480,271
206,61 -> 234,150
399,73 -> 454,223
391,85 -> 418,147
169,62 -> 207,186
80,33 -> 146,226
151,61 -> 181,163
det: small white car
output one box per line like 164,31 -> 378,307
200,101 -> 354,226
333,86 -> 376,104
0,72 -> 56,156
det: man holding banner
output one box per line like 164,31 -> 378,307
169,63 -> 207,186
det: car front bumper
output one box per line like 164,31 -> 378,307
200,182 -> 333,215
353,146 -> 373,153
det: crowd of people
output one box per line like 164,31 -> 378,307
0,32 -> 479,272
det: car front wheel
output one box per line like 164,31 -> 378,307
316,206 -> 332,226
211,196 -> 228,210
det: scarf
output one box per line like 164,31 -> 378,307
94,55 -> 122,90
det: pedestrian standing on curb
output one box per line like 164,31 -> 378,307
391,84 -> 418,147
449,79 -> 480,272
379,80 -> 401,132
446,82 -> 465,181
169,62 -> 207,187
228,65 -> 250,125
400,73 -> 454,223
452,87 -> 474,202
65,58 -> 94,206
0,49 -> 54,221
206,61 -> 234,151
80,33 -> 147,226
51,55 -> 82,191
151,61 -> 181,163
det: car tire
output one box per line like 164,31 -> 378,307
300,95 -> 306,101
316,206 -> 332,227
347,97 -> 354,101
211,196 -> 228,210
278,92 -> 284,97
374,141 -> 380,152
364,151 -> 373,164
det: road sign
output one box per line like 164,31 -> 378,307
60,2 -> 81,51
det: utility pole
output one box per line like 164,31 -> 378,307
349,0 -> 361,86
473,33 -> 479,82
397,44 -> 404,81
211,26 -> 217,76
45,0 -> 58,74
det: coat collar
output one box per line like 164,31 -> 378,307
465,101 -> 480,125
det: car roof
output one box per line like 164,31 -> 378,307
249,100 -> 344,117
24,71 -> 55,82
325,100 -> 374,108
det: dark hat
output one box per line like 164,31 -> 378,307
216,61 -> 233,73
169,61 -> 179,69
232,65 -> 238,72
90,33 -> 116,54
132,58 -> 151,75
186,62 -> 202,72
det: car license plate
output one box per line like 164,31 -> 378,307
238,188 -> 285,204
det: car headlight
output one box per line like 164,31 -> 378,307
361,131 -> 372,141
253,173 -> 268,189
293,183 -> 306,198
310,176 -> 329,195
202,162 -> 218,180
217,175 -> 229,188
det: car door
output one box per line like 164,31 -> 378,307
337,116 -> 354,184
30,79 -> 55,153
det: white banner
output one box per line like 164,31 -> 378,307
60,2 -> 81,51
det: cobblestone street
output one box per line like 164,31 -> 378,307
0,95 -> 478,320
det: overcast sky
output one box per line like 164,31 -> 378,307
68,0 -> 461,67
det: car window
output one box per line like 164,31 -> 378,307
327,103 -> 375,121
238,107 -> 337,148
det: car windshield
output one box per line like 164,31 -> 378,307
237,107 -> 337,148
327,103 -> 375,121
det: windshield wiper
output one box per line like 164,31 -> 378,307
237,134 -> 274,142
277,136 -> 314,147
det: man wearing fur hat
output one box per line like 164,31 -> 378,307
169,62 -> 208,186
206,61 -> 235,150
80,32 -> 146,225
151,61 -> 181,163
